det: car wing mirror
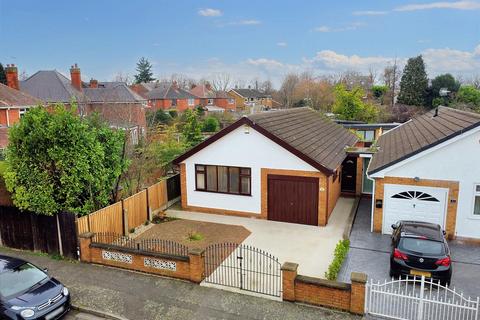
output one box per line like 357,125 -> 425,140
43,268 -> 48,273
391,224 -> 398,230
442,230 -> 447,236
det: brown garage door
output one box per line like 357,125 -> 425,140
267,175 -> 319,226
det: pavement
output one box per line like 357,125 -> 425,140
167,197 -> 355,278
338,197 -> 480,299
0,247 -> 360,320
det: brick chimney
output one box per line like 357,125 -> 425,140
205,83 -> 212,91
89,78 -> 98,88
70,63 -> 82,91
6,64 -> 19,90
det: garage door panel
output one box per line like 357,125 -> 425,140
267,175 -> 318,226
382,184 -> 448,234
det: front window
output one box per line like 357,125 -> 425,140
19,108 -> 27,118
188,99 -> 195,106
207,99 -> 213,105
228,98 -> 234,104
195,164 -> 251,195
171,99 -> 177,106
0,263 -> 48,298
473,184 -> 480,216
357,130 -> 375,142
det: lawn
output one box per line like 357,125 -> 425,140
135,219 -> 251,250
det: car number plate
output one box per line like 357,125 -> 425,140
45,305 -> 64,320
410,269 -> 431,277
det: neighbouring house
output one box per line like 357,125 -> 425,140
367,106 -> 480,240
0,82 -> 42,148
190,84 -> 236,111
173,107 -> 358,227
228,88 -> 272,111
138,82 -> 200,112
5,64 -> 147,144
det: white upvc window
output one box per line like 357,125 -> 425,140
19,108 -> 27,118
188,98 -> 195,106
473,184 -> 480,216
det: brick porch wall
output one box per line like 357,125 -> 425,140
373,176 -> 459,238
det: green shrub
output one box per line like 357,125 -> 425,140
202,116 -> 220,132
144,220 -> 150,226
325,239 -> 350,281
168,110 -> 178,118
129,228 -> 135,233
188,231 -> 204,241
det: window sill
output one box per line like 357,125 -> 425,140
194,189 -> 252,197
468,215 -> 480,220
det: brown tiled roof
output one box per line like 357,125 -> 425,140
174,107 -> 358,174
369,106 -> 480,174
0,83 -> 42,107
247,108 -> 358,172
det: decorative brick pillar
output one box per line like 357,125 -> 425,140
281,262 -> 298,301
78,232 -> 95,263
188,248 -> 205,283
350,272 -> 367,315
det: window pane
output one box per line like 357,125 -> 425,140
241,177 -> 250,194
240,168 -> 250,175
218,166 -> 228,192
474,196 -> 480,215
196,173 -> 205,189
206,166 -> 217,191
476,185 -> 480,193
196,165 -> 205,172
364,131 -> 375,141
229,167 -> 239,193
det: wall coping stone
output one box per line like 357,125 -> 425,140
281,262 -> 299,272
351,272 -> 367,284
188,248 -> 204,256
79,232 -> 95,239
296,275 -> 351,291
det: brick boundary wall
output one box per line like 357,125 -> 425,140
281,262 -> 367,315
79,233 -> 205,283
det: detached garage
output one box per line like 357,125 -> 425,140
174,107 -> 358,227
368,107 -> 480,240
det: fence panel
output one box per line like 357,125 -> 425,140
166,174 -> 181,201
58,212 -> 78,259
77,215 -> 90,234
147,180 -> 168,212
124,190 -> 148,230
90,202 -> 123,235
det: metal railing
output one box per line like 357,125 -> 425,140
92,232 -> 189,257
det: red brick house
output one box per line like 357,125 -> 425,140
132,82 -> 200,112
0,82 -> 41,148
190,84 -> 236,111
6,64 -> 147,144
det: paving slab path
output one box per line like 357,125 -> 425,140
0,247 -> 361,320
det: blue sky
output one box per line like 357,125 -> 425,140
1,0 -> 479,87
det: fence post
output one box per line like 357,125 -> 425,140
188,248 -> 205,283
78,232 -> 94,263
418,276 -> 425,320
281,262 -> 298,302
350,272 -> 368,315
122,199 -> 128,235
146,187 -> 152,221
56,214 -> 64,256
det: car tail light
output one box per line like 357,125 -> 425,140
435,256 -> 451,267
393,249 -> 408,261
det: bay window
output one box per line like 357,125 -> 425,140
195,164 -> 251,195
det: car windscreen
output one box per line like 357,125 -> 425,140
0,262 -> 48,298
398,238 -> 445,256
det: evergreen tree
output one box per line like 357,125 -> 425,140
181,109 -> 203,148
397,55 -> 429,106
134,57 -> 155,84
0,63 -> 7,85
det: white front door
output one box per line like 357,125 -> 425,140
382,184 -> 448,234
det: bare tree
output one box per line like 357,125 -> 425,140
113,72 -> 132,84
211,73 -> 232,91
259,80 -> 274,94
170,73 -> 195,89
19,71 -> 29,81
279,73 -> 299,108
383,58 -> 402,107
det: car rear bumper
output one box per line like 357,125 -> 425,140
390,260 -> 452,283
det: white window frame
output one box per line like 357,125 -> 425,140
471,183 -> 480,219
19,108 -> 27,118
188,98 -> 195,106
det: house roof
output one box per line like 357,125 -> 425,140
174,107 -> 358,174
20,70 -> 88,103
190,85 -> 231,99
146,83 -> 198,100
369,106 -> 480,175
0,83 -> 42,107
230,88 -> 270,98
83,83 -> 145,103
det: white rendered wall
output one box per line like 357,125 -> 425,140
182,125 -> 318,214
378,128 -> 480,239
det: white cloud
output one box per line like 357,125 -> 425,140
352,10 -> 388,15
314,22 -> 365,32
236,20 -> 261,25
395,1 -> 480,11
422,46 -> 480,74
304,50 -> 397,71
247,58 -> 284,69
314,26 -> 332,32
277,42 -> 288,47
198,8 -> 222,17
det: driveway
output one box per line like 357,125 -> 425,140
0,247 -> 359,320
338,197 -> 480,299
167,197 -> 355,278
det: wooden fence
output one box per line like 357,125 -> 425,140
77,174 -> 180,235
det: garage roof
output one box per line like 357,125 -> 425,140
369,106 -> 480,175
174,107 -> 358,174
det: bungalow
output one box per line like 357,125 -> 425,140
228,88 -> 272,111
173,107 -> 358,226
144,82 -> 200,112
0,82 -> 42,148
368,107 -> 480,240
5,64 -> 147,144
190,84 -> 236,111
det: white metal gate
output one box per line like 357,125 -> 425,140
366,276 -> 479,320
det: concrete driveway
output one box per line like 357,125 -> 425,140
167,197 -> 355,278
338,197 -> 480,299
